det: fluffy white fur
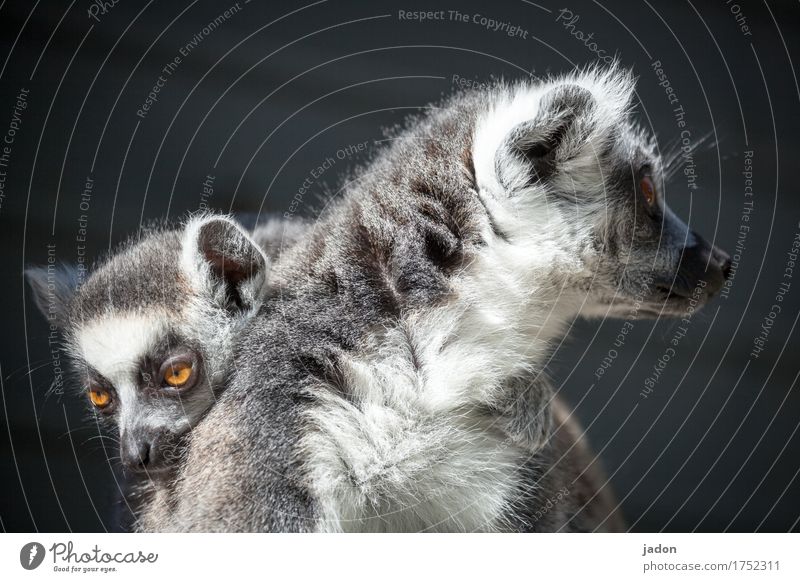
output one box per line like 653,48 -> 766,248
77,313 -> 166,384
302,68 -> 637,532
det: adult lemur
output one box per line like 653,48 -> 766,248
28,66 -> 729,532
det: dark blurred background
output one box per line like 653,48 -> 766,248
1,0 -> 798,532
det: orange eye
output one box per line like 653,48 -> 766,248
88,387 -> 111,409
640,175 -> 656,207
163,361 -> 193,388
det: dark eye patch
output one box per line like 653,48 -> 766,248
138,331 -> 182,382
138,331 -> 204,390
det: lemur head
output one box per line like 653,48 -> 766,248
474,65 -> 730,318
26,216 -> 269,477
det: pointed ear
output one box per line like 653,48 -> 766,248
25,265 -> 79,328
181,215 -> 269,313
496,84 -> 596,189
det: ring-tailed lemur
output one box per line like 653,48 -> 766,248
26,216 -> 306,482
29,65 -> 729,532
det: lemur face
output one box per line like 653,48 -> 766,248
587,131 -> 732,319
27,217 -> 270,478
478,67 -> 730,319
73,311 -> 213,476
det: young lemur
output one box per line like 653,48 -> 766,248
28,65 -> 730,532
26,217 -> 307,480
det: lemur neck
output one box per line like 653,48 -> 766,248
410,232 -> 584,415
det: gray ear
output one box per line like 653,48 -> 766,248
25,265 -> 79,328
183,215 -> 269,313
497,84 -> 596,187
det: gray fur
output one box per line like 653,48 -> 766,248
24,217 -> 306,489
28,65 -> 729,532
139,66 -> 728,532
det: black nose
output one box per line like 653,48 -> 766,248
714,246 -> 732,281
121,436 -> 152,471
668,234 -> 730,297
